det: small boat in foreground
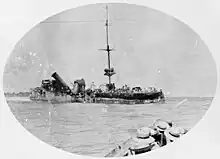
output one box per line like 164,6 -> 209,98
105,119 -> 188,157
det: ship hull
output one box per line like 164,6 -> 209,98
95,92 -> 164,100
30,96 -> 73,104
29,90 -> 74,104
87,97 -> 165,105
29,91 -> 165,105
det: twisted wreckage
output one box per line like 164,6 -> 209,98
30,71 -> 165,104
30,6 -> 165,104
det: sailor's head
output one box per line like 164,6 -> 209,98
164,127 -> 184,143
153,119 -> 172,133
131,127 -> 155,146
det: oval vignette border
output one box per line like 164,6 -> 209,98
0,1 -> 219,158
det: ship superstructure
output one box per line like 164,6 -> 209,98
30,5 -> 165,104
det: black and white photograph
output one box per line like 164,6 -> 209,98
3,3 -> 217,157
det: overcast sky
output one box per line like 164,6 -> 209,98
3,3 -> 217,97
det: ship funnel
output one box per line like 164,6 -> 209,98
72,78 -> 86,94
51,72 -> 68,87
51,72 -> 72,94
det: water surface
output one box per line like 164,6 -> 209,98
7,97 -> 212,157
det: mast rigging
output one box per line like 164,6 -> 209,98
100,5 -> 115,85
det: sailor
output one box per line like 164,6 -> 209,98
164,127 -> 183,143
128,127 -> 159,155
90,81 -> 96,91
124,84 -> 130,91
151,119 -> 172,147
112,83 -> 116,90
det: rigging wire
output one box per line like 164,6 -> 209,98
40,19 -> 139,24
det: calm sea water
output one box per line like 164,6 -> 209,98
6,96 -> 212,157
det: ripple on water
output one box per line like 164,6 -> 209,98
6,97 -> 213,156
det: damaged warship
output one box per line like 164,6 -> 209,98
30,5 -> 165,104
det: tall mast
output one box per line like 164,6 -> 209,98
106,5 -> 110,75
100,5 -> 115,85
